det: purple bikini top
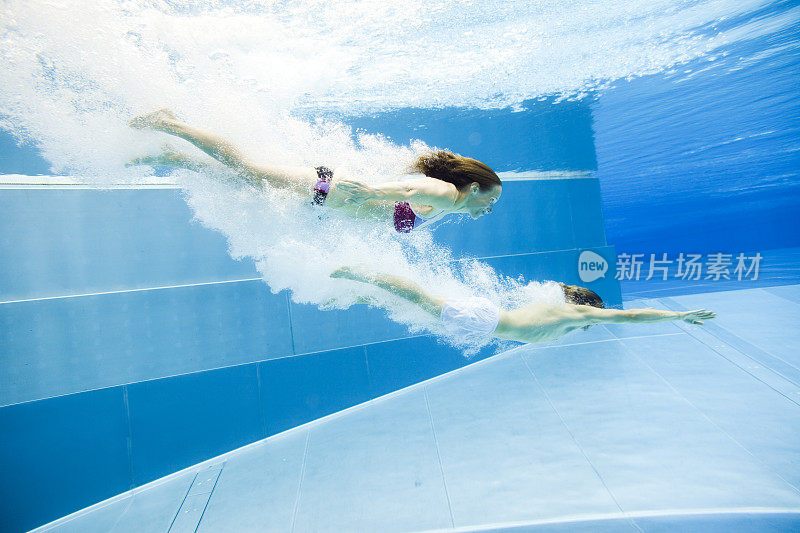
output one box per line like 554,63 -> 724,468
313,167 -> 417,233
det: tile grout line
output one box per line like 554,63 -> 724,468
105,495 -> 136,533
0,277 -> 264,305
1,333 -> 431,409
285,293 -> 297,356
424,387 -> 455,529
609,327 -> 800,497
763,287 -> 800,306
666,319 -> 800,408
168,472 -> 199,533
533,332 -> 683,351
0,247 -> 625,305
658,297 -> 800,391
518,352 -> 643,533
290,430 -> 311,533
122,386 -> 135,490
193,464 -> 225,533
621,281 -> 783,299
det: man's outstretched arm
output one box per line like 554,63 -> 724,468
580,306 -> 716,326
330,266 -> 446,316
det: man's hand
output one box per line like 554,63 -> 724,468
680,309 -> 716,325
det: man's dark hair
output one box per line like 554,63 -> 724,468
560,283 -> 605,309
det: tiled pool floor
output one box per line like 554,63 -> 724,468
35,285 -> 800,532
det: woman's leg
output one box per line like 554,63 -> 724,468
130,109 -> 318,193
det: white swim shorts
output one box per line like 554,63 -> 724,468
440,297 -> 500,343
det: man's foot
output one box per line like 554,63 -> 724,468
129,108 -> 178,130
330,266 -> 356,280
330,265 -> 373,282
126,143 -> 189,168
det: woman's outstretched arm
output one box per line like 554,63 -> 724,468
330,266 -> 446,316
333,177 -> 457,209
130,109 -> 318,193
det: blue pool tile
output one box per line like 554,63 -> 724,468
365,335 -> 494,397
670,288 -> 800,373
764,283 -> 800,305
126,364 -> 262,486
258,347 -> 371,436
481,249 -> 576,282
0,189 -> 258,302
0,387 -> 130,533
618,333 -> 800,487
537,324 -> 617,347
294,389 -> 451,532
108,471 -> 196,533
197,430 -> 308,532
520,341 -> 800,512
0,281 -> 292,407
288,301 -> 412,355
660,293 -> 800,391
432,180 -> 576,257
170,465 -> 223,533
568,178 -> 607,247
425,353 -> 620,526
344,97 -> 597,173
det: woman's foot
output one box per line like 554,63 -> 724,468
129,108 -> 178,130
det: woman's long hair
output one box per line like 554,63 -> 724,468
410,150 -> 501,191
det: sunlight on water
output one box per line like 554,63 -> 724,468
0,0 -> 783,347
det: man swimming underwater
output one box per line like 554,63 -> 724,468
330,266 -> 715,344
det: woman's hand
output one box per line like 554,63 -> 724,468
680,309 -> 716,325
335,179 -> 379,205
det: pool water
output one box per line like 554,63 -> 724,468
1,1 -> 799,532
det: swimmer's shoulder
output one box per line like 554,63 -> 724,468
494,302 -> 574,343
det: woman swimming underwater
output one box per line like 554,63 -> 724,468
129,109 -> 502,232
331,266 -> 716,344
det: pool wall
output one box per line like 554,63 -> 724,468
0,100 -> 622,532
0,178 -> 618,532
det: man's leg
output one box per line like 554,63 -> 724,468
330,266 -> 446,316
126,144 -> 213,172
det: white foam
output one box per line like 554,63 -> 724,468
0,0 -> 781,348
